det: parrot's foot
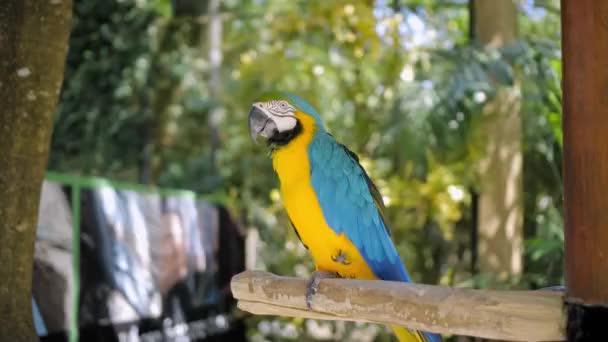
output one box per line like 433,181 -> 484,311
331,249 -> 352,265
305,270 -> 338,310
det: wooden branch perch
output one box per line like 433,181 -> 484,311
231,271 -> 565,341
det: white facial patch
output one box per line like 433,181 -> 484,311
254,100 -> 298,132
272,114 -> 297,132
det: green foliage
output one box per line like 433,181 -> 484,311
51,0 -> 156,176
50,0 -> 564,340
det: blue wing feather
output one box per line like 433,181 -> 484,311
309,133 -> 411,283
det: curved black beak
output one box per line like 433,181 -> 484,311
248,106 -> 277,142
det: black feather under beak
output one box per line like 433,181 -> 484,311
248,106 -> 277,142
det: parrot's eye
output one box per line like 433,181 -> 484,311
280,102 -> 287,108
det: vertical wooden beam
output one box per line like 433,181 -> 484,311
561,0 -> 608,340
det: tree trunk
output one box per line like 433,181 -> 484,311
472,0 -> 523,284
0,1 -> 72,340
206,0 -> 223,169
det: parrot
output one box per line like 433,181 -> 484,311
248,91 -> 442,342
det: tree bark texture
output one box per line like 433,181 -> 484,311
0,1 -> 72,340
472,0 -> 523,282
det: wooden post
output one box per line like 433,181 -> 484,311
561,1 -> 608,340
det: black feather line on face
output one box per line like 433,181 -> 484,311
268,120 -> 302,150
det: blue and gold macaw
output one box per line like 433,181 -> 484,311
248,91 -> 441,342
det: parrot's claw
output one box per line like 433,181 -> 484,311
305,271 -> 338,310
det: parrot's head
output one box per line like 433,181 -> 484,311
248,91 -> 325,148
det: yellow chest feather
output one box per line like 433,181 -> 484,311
271,113 -> 376,279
